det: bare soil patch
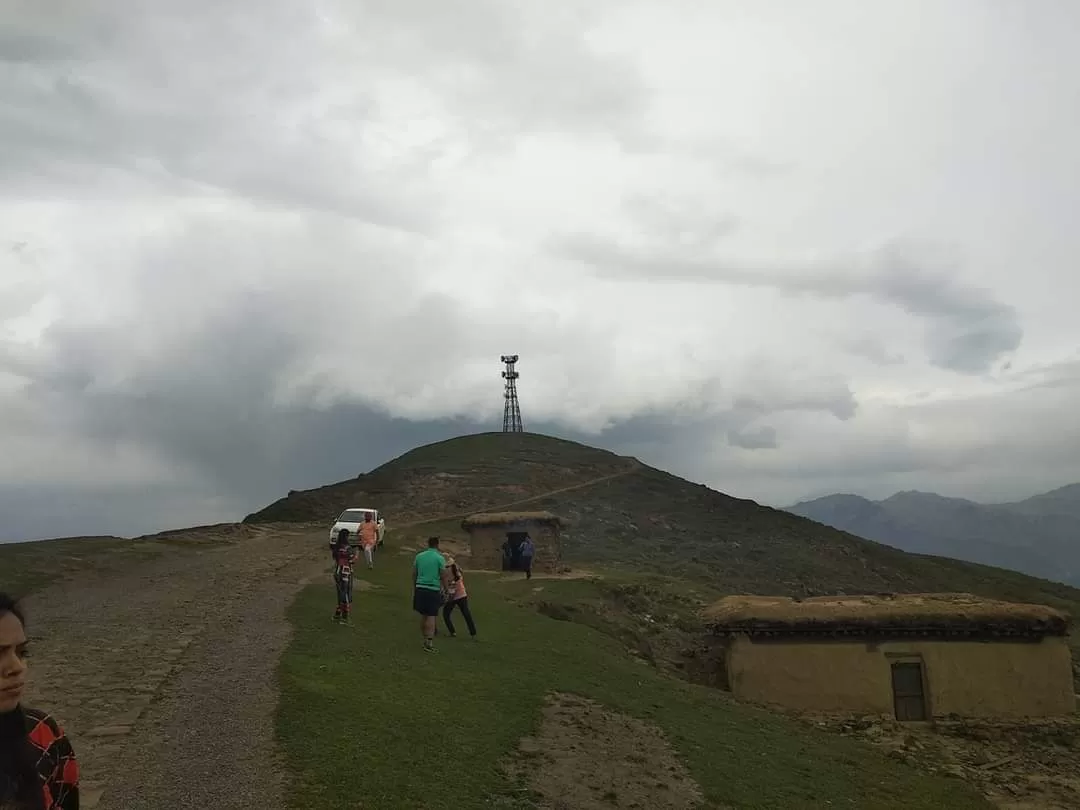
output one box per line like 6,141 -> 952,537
506,692 -> 704,809
811,714 -> 1080,810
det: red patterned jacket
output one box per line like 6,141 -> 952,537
24,708 -> 79,809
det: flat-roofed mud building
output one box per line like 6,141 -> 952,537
703,593 -> 1075,720
461,511 -> 563,574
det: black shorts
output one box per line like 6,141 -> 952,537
413,587 -> 442,617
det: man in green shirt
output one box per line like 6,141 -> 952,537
413,536 -> 448,652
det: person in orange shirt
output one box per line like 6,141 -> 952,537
441,555 -> 477,639
359,513 -> 378,569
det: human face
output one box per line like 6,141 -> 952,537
0,611 -> 29,713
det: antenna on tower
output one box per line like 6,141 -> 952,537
501,354 -> 524,433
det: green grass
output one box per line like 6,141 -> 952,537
276,538 -> 993,810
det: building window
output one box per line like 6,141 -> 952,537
891,661 -> 928,721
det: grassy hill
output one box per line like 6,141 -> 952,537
246,432 -> 638,525
247,433 -> 1080,616
5,430 -> 1072,807
278,523 -> 994,809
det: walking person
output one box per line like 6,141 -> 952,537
359,513 -> 378,569
330,528 -> 357,624
413,536 -> 448,653
520,533 -> 536,580
1,592 -> 80,809
442,556 -> 477,639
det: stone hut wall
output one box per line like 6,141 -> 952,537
467,521 -> 561,574
725,635 -> 1076,718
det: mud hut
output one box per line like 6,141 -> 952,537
461,511 -> 563,574
702,593 -> 1075,720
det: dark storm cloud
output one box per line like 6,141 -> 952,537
0,270 -> 854,542
8,291 -> 474,505
0,484 -> 230,544
0,250 -> 605,541
0,406 -> 481,543
2,303 -> 491,541
5,0 -> 1079,545
549,232 -> 1021,374
727,425 -> 778,450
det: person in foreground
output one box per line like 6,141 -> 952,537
413,537 -> 447,653
442,556 -> 477,640
0,593 -> 79,810
330,529 -> 358,624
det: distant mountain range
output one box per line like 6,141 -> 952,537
786,484 -> 1080,587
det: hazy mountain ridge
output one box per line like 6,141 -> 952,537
787,484 -> 1080,586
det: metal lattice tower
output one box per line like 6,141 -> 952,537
501,354 -> 524,433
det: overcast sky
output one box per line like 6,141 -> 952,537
3,0 -> 1079,542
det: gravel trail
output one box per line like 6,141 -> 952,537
20,524 -> 326,809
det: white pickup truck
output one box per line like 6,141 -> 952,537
329,507 -> 385,547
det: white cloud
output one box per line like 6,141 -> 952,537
2,0 -> 1080,539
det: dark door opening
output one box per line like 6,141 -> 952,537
891,661 -> 928,721
502,532 -> 528,571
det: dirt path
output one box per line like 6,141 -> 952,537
400,459 -> 643,529
20,524 -> 326,809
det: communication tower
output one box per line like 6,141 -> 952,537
501,355 -> 523,433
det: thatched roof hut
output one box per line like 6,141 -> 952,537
703,593 -> 1070,639
461,510 -> 564,574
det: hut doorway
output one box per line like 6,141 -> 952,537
891,660 -> 928,721
502,532 -> 529,571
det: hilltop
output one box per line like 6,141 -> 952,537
246,432 -> 638,525
7,431 -> 1076,808
788,485 -> 1080,587
247,432 -> 1080,617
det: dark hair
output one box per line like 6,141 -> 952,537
336,528 -> 350,547
0,592 -> 25,628
0,593 -> 44,810
427,536 -> 440,548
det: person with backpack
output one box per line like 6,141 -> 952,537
520,534 -> 535,580
330,528 -> 358,624
442,555 -> 477,639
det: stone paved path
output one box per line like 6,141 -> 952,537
20,524 -> 326,809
